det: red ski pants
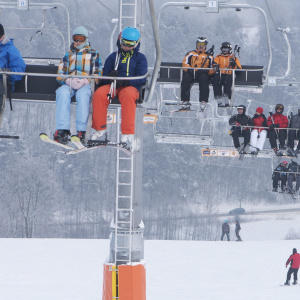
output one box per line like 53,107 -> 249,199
92,84 -> 139,134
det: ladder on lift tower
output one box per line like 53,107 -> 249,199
119,0 -> 137,29
113,107 -> 134,267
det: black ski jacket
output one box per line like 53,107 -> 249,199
229,114 -> 253,131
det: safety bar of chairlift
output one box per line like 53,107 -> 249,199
159,66 -> 264,83
158,2 -> 272,82
229,126 -> 300,131
0,69 -> 150,94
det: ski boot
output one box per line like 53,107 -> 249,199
292,280 -> 298,285
53,130 -> 70,145
91,129 -> 106,140
77,131 -> 86,143
121,134 -> 134,151
200,101 -> 206,112
272,188 -> 278,192
284,281 -> 290,285
179,101 -> 191,111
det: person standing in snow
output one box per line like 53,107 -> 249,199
249,107 -> 268,154
235,220 -> 242,241
221,220 -> 230,241
54,26 -> 102,144
0,23 -> 26,125
284,248 -> 300,285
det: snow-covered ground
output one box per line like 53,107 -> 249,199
1,215 -> 300,300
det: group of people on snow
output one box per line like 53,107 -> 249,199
221,220 -> 242,242
54,25 -> 147,151
181,37 -> 241,110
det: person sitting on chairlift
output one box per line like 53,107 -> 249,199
287,108 -> 300,157
229,105 -> 253,152
211,42 -> 242,107
180,37 -> 214,111
267,104 -> 288,155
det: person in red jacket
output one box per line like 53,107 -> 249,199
284,248 -> 300,285
250,107 -> 267,154
267,104 -> 288,155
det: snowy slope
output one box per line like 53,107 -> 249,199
1,237 -> 300,300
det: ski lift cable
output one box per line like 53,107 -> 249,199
96,0 -> 118,17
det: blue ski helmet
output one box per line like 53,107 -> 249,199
121,27 -> 140,46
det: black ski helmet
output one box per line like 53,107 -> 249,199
237,104 -> 246,114
275,103 -> 284,113
196,37 -> 208,48
293,248 -> 297,254
221,42 -> 232,55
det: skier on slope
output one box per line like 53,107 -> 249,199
221,220 -> 230,241
91,27 -> 148,151
54,26 -> 102,144
235,220 -> 242,241
284,248 -> 300,285
267,104 -> 288,155
229,105 -> 253,152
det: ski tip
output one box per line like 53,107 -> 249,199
70,135 -> 81,142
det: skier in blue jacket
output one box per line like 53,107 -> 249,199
0,23 -> 26,123
91,27 -> 148,150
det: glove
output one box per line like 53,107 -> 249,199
274,124 -> 280,128
81,78 -> 90,86
109,70 -> 119,77
229,58 -> 236,67
187,68 -> 194,74
235,122 -> 241,126
116,80 -> 127,89
269,124 -> 275,130
213,64 -> 219,72
66,78 -> 85,90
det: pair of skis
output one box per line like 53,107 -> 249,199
39,133 -> 133,156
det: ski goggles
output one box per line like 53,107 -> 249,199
196,42 -> 206,48
276,105 -> 283,110
120,38 -> 136,47
237,106 -> 244,110
72,35 -> 86,43
221,48 -> 231,53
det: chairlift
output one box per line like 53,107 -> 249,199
153,0 -> 283,148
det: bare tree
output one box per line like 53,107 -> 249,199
1,158 -> 63,238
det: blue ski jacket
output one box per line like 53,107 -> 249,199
0,35 -> 26,86
102,43 -> 148,91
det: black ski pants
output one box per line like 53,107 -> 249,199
268,129 -> 287,149
288,174 -> 300,193
235,229 -> 241,241
181,70 -> 210,102
231,128 -> 251,149
287,129 -> 300,150
221,232 -> 230,241
272,172 -> 287,190
286,267 -> 299,283
211,73 -> 233,99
